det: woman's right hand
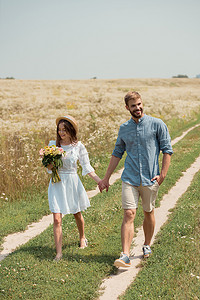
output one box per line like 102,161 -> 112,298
47,163 -> 54,170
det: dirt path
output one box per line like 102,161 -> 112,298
0,124 -> 199,264
170,124 -> 200,146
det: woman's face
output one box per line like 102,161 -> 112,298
58,122 -> 71,141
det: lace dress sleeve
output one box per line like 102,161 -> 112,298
78,142 -> 94,176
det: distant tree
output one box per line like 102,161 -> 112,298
172,74 -> 188,78
0,76 -> 15,79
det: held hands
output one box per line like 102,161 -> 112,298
97,155 -> 120,193
98,178 -> 110,193
47,163 -> 54,170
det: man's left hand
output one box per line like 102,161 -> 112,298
151,175 -> 165,186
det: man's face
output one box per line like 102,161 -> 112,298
126,98 -> 144,120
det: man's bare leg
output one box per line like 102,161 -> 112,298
121,209 -> 136,256
143,209 -> 155,246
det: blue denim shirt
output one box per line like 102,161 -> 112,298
112,114 -> 173,186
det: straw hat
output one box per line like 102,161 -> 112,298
56,115 -> 78,133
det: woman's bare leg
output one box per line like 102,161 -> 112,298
53,213 -> 63,259
74,212 -> 86,248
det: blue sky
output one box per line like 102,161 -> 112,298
0,0 -> 199,79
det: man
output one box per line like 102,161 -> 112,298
98,91 -> 173,268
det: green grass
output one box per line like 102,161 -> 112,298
156,125 -> 200,206
0,126 -> 200,299
120,171 -> 200,300
165,110 -> 200,140
0,188 -> 50,247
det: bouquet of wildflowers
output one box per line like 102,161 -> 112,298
39,145 -> 66,183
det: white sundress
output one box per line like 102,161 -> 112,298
48,140 -> 94,215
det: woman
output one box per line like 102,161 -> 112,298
47,115 -> 101,261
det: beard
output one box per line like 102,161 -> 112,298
130,108 -> 143,118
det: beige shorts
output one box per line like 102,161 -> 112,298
122,181 -> 160,212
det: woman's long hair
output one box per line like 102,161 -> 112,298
56,119 -> 78,147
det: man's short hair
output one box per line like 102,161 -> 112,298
124,91 -> 141,106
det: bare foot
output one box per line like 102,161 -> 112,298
53,254 -> 62,262
79,238 -> 88,249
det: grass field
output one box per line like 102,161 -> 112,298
0,122 -> 200,299
0,78 -> 200,299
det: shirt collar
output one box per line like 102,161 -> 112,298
130,114 -> 146,124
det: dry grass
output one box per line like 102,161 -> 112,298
1,78 -> 200,133
0,78 -> 200,200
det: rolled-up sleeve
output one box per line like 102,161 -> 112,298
78,142 -> 94,176
112,128 -> 126,159
158,122 -> 173,155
